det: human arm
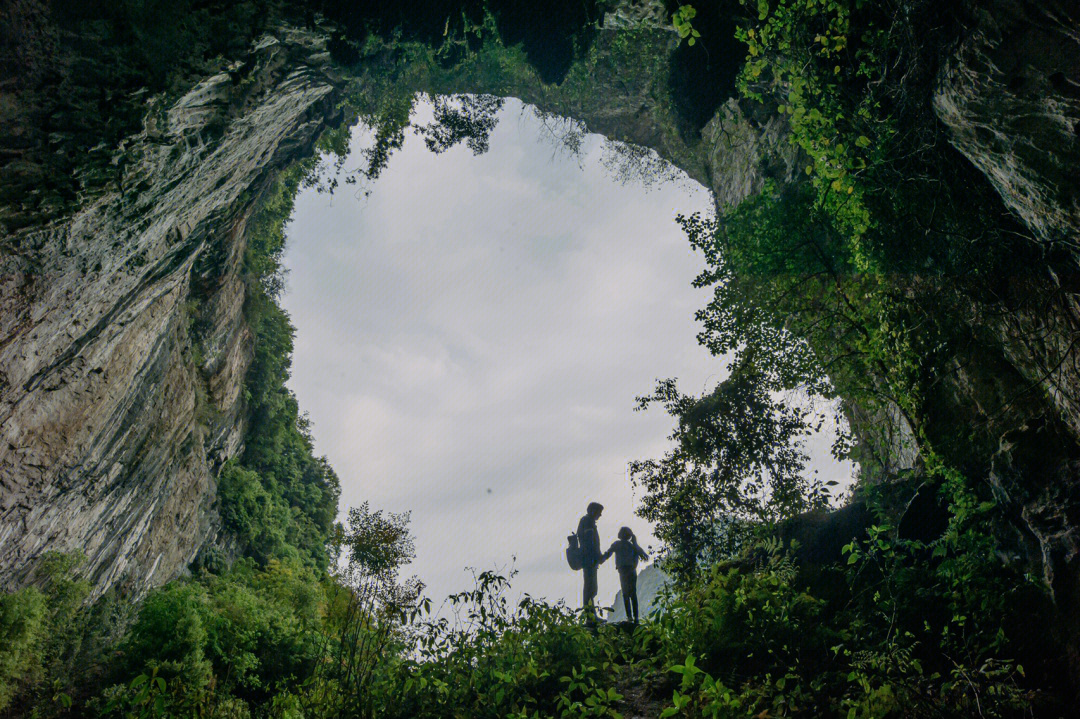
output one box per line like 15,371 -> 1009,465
632,536 -> 649,561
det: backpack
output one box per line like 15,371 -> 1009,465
565,533 -> 583,571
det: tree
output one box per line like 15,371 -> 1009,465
631,361 -> 827,576
414,93 -> 504,155
306,503 -> 420,718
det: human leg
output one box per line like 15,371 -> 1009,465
619,569 -> 635,622
582,563 -> 598,619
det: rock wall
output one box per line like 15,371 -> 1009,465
934,0 -> 1079,249
607,563 -> 669,623
935,0 -> 1080,679
0,29 -> 342,597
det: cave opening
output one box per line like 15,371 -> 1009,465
274,94 -> 854,608
4,1 -> 1080,711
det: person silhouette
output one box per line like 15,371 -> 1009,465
576,502 -> 604,621
601,526 -> 649,624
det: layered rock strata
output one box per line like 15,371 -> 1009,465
0,29 -> 341,597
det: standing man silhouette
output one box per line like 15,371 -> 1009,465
577,502 -> 604,621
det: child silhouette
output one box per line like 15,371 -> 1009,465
601,527 -> 649,623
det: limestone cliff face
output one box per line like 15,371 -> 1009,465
934,0 -> 1079,249
1,1 -> 1078,636
933,0 -> 1080,448
0,29 -> 341,597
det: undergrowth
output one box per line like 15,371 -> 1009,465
0,1 -> 1073,717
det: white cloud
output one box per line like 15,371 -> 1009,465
282,97 -> 854,610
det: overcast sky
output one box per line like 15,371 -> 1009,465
281,97 -> 853,612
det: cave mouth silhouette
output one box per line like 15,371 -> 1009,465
275,94 -> 853,608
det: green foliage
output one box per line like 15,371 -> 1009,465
303,503 -> 418,718
664,2 -> 1038,535
735,0 -> 882,248
557,666 -> 625,718
216,162 -> 341,571
0,552 -> 94,712
645,528 -> 1040,718
5,3 -> 1069,717
631,363 -> 828,575
372,570 -> 621,719
336,502 -> 416,579
217,462 -> 300,565
4,507 -> 422,718
685,181 -> 906,408
244,160 -> 315,300
0,585 -> 46,710
671,6 -> 701,46
101,668 -> 170,719
415,93 -> 504,154
1,513 -> 1052,717
105,559 -> 325,715
713,0 -> 1034,471
652,547 -> 830,713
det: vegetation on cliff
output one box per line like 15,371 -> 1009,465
1,0 -> 1077,716
218,160 -> 341,571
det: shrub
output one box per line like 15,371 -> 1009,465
217,161 -> 342,572
0,552 -> 92,711
0,586 -> 47,710
217,462 -> 298,565
112,560 -> 326,714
